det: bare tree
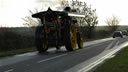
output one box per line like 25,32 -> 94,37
22,9 -> 41,27
60,0 -> 98,38
105,15 -> 120,32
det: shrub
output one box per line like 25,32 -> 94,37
0,27 -> 35,52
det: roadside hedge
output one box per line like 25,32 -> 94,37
0,27 -> 35,52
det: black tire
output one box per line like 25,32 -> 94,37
121,35 -> 123,38
64,24 -> 77,51
35,26 -> 48,52
56,46 -> 61,50
77,32 -> 84,49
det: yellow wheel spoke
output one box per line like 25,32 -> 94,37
42,42 -> 47,49
70,25 -> 77,50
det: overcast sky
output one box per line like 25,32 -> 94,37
82,0 -> 128,26
0,0 -> 61,27
0,0 -> 128,27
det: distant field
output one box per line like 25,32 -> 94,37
95,25 -> 128,31
118,25 -> 128,30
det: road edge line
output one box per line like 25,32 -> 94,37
78,41 -> 128,72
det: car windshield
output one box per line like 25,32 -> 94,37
114,32 -> 120,35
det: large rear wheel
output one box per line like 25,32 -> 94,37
35,26 -> 48,52
65,24 -> 77,51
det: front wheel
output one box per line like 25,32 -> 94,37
121,35 -> 123,38
113,36 -> 115,38
77,32 -> 84,49
64,24 -> 77,51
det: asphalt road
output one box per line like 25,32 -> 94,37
1,37 -> 128,72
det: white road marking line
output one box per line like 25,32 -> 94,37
78,47 -> 121,72
115,41 -> 119,47
78,41 -> 128,72
104,41 -> 114,50
78,41 -> 120,72
4,69 -> 14,72
37,54 -> 67,63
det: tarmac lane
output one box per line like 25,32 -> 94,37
1,37 -> 128,72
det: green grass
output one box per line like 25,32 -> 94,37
0,47 -> 36,57
94,47 -> 128,72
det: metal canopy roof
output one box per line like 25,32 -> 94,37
32,7 -> 85,18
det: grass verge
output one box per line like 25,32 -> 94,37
93,46 -> 128,72
0,47 -> 36,57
